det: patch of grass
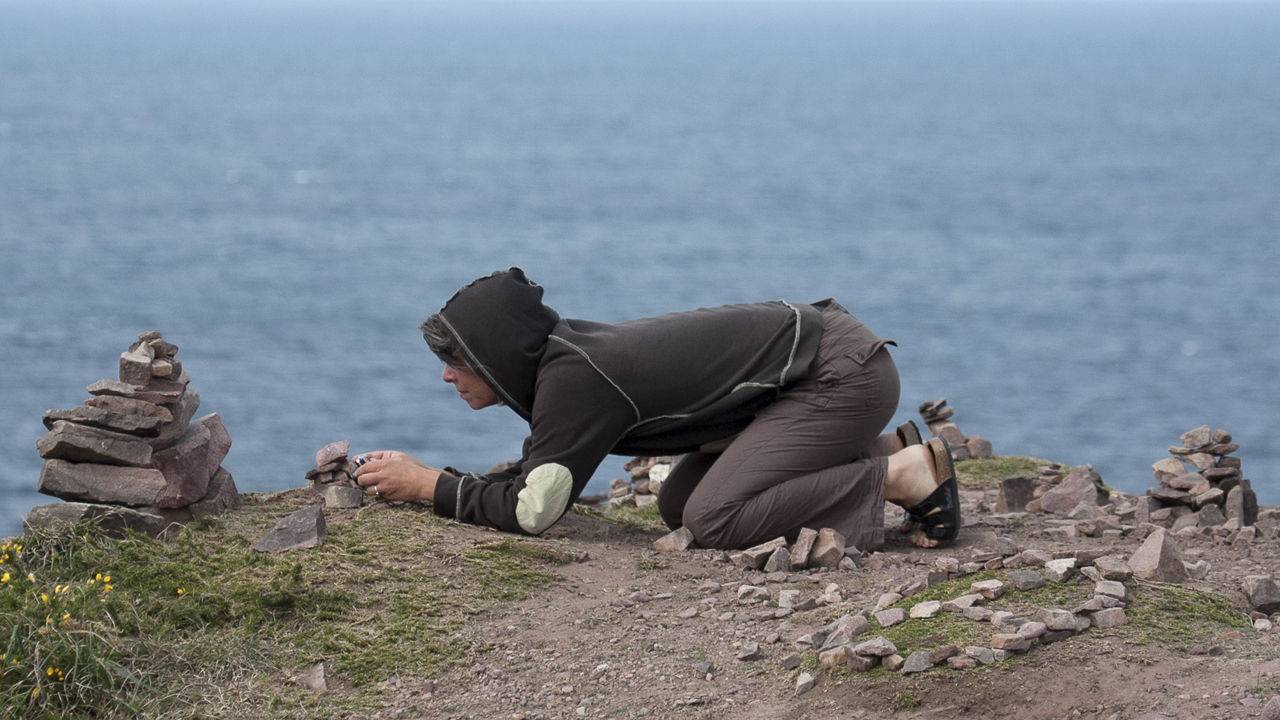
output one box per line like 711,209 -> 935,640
635,552 -> 670,571
955,456 -> 1057,491
571,503 -> 666,531
893,692 -> 917,710
1122,583 -> 1250,645
1,493 -> 574,718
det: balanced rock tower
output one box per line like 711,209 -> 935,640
25,331 -> 240,538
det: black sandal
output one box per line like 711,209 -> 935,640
902,438 -> 961,547
895,420 -> 923,447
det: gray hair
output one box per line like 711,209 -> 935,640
420,313 -> 468,368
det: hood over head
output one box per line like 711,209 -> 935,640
436,267 -> 560,420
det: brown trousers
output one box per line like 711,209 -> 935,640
657,309 -> 899,552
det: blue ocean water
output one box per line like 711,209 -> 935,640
1,1 -> 1278,539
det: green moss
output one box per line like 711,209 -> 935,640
955,456 -> 1058,490
571,502 -> 666,530
1121,584 -> 1250,644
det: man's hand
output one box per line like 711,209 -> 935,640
354,456 -> 442,503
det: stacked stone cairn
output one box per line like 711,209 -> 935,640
601,456 -> 679,509
918,398 -> 993,462
26,331 -> 239,539
1141,425 -> 1256,533
307,440 -> 364,509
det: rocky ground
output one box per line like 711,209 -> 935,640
278,473 -> 1280,720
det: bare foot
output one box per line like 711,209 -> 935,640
885,445 -> 943,548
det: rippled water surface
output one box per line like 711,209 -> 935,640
2,1 -> 1279,537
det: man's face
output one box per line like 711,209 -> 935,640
442,364 -> 501,409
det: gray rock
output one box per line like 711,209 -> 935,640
810,528 -> 846,568
1227,481 -> 1259,527
838,556 -> 858,572
971,579 -> 1005,599
148,388 -> 200,451
1020,548 -> 1052,566
1091,608 -> 1128,629
739,537 -> 788,569
790,527 -> 818,568
193,414 -> 232,479
1074,595 -> 1126,613
763,547 -> 792,573
1035,608 -> 1077,631
942,594 -> 984,612
1017,621 -> 1047,639
296,662 -> 327,693
37,459 -> 165,506
119,348 -> 154,385
882,654 -> 905,671
964,606 -> 994,622
86,378 -> 183,406
36,420 -> 153,467
654,527 -> 696,552
1129,529 -> 1189,582
736,641 -> 763,662
23,501 -> 168,539
1094,556 -> 1133,581
189,467 -> 241,518
316,440 -> 350,467
83,394 -> 174,422
779,654 -> 801,670
151,423 -> 212,509
910,601 -> 942,618
965,646 -> 996,665
1185,559 -> 1212,580
1167,472 -> 1206,490
253,505 -> 326,553
737,585 -> 769,603
1181,425 -> 1213,448
1038,466 -> 1105,514
1152,457 -> 1188,484
1185,453 -> 1216,470
948,655 -> 978,670
42,406 -> 164,437
966,436 -> 993,460
900,651 -> 935,674
1044,558 -> 1077,582
1007,570 -> 1046,591
1262,695 -> 1280,720
997,476 -> 1038,513
990,634 -> 1031,652
853,636 -> 897,657
1244,576 -> 1280,614
794,672 -> 815,696
817,645 -> 851,669
874,592 -> 903,612
928,645 -> 959,664
1094,580 -> 1126,599
1191,488 -> 1225,509
874,608 -> 906,628
1196,503 -> 1226,527
324,485 -> 364,509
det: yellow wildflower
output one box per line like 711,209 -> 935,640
27,573 -> 34,582
103,575 -> 111,582
40,593 -> 48,603
30,688 -> 37,696
87,578 -> 95,585
1,573 -> 9,582
46,667 -> 54,676
96,573 -> 102,581
176,588 -> 185,595
104,584 -> 113,592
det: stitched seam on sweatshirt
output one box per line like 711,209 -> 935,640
778,300 -> 803,386
548,336 -> 641,422
624,413 -> 693,434
437,314 -> 528,416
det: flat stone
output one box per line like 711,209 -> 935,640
1243,576 -> 1280,614
37,458 -> 165,506
1036,608 -> 1078,631
151,423 -> 212,509
737,585 -> 769,603
970,579 -> 1005,599
847,654 -> 878,671
148,387 -> 201,450
810,528 -> 846,568
1007,570 -> 1046,591
189,467 -> 241,518
942,594 -> 983,612
1091,608 -> 1128,629
739,537 -> 789,569
966,646 -> 996,664
777,589 -> 801,609
1167,472 -> 1206,490
964,606 -> 994,622
37,420 -> 153,467
790,527 -> 818,568
763,547 -> 792,573
23,501 -> 167,539
1149,487 -> 1192,506
1202,443 -> 1239,455
83,394 -> 174,422
997,476 -> 1038,513
1185,560 -> 1212,580
1130,529 -> 1189,582
1044,558 -> 1077,582
794,672 -> 815,696
1074,595 -> 1126,613
966,436 -> 993,460
736,641 -> 763,661
42,406 -> 164,437
853,636 -> 897,657
1017,621 -> 1047,639
929,644 -> 960,664
1152,458 -> 1188,484
910,601 -> 942,618
296,662 -> 327,693
1227,483 -> 1259,527
1039,466 -> 1104,515
900,651 -> 935,674
1197,503 -> 1226,526
1094,556 -> 1132,581
874,592 -> 903,611
874,608 -> 906,628
1181,425 -> 1213,448
118,348 -> 154,385
1094,580 -> 1126,599
1191,488 -> 1225,510
990,634 -> 1031,652
1184,453 -> 1215,471
817,646 -> 850,669
780,653 -> 802,670
87,378 -> 183,405
253,505 -> 326,553
324,485 -> 364,509
882,654 -> 905,671
654,527 -> 696,552
315,440 -> 350,468
1020,548 -> 1052,566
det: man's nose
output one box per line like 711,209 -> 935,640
442,366 -> 457,383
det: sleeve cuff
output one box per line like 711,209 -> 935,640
432,472 -> 461,518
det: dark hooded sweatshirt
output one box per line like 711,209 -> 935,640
430,268 -> 834,536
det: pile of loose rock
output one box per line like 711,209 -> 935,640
604,456 -> 678,509
918,399 -> 993,461
654,525 -> 860,576
26,331 -> 239,539
307,440 -> 364,509
1141,425 -> 1256,532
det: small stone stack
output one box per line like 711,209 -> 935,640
307,441 -> 363,509
27,331 -> 239,539
1142,425 -> 1256,530
918,399 -> 993,462
608,456 -> 679,509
